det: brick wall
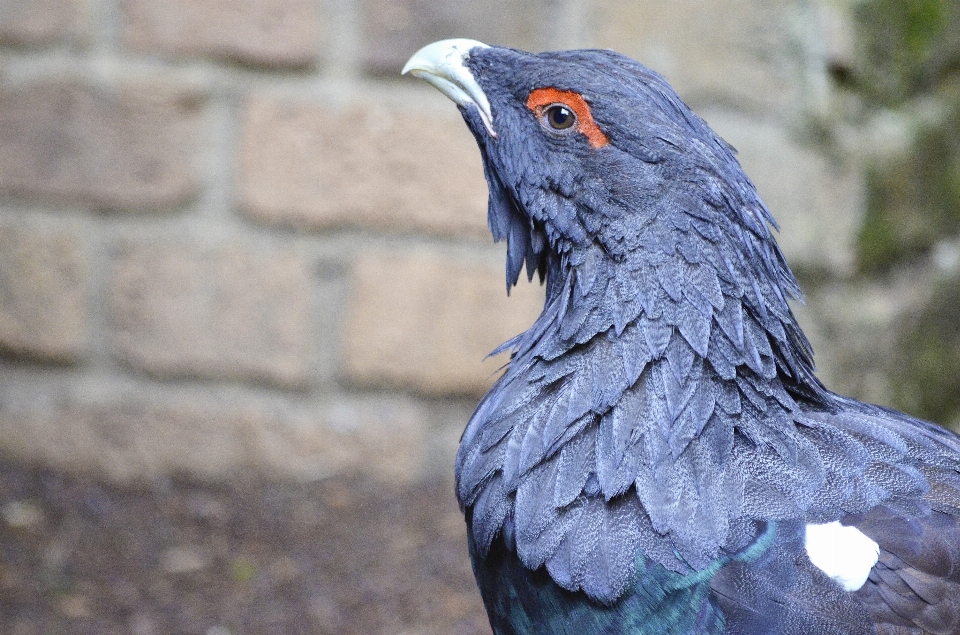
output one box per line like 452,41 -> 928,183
0,0 -> 881,483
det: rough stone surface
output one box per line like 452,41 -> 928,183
590,0 -> 800,113
0,379 -> 435,484
0,0 -> 90,46
0,399 -> 259,481
111,240 -> 312,388
359,0 -> 549,75
342,248 -> 544,396
239,96 -> 489,237
122,0 -> 321,67
0,82 -> 203,210
0,220 -> 87,361
702,110 -> 865,276
254,397 -> 430,483
796,271 -> 937,412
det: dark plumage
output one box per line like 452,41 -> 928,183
403,40 -> 960,634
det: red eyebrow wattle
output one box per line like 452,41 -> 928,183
526,87 -> 609,148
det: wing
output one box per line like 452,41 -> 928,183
851,503 -> 960,633
711,502 -> 960,635
470,503 -> 960,635
464,389 -> 960,635
808,398 -> 960,635
470,515 -> 878,635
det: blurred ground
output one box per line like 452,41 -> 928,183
0,458 -> 489,635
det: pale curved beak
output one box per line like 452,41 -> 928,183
402,39 -> 497,138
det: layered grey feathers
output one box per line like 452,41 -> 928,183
446,47 -> 960,611
396,41 -> 960,633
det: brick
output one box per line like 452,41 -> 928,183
238,96 -> 489,237
254,397 -> 430,483
0,393 -> 265,481
111,240 -> 312,388
359,0 -> 549,75
589,0 -> 798,113
0,81 -> 203,210
342,248 -> 544,396
122,0 -> 321,67
0,379 -> 432,483
0,0 -> 90,46
0,219 -> 87,361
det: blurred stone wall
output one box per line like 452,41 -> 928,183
0,0 -> 955,484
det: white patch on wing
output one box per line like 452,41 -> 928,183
805,521 -> 880,592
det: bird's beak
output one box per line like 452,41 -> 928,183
402,39 -> 497,138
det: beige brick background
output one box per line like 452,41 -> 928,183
0,0 -> 917,483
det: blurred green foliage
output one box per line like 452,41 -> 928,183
231,556 -> 258,583
850,0 -> 960,426
853,0 -> 960,272
855,0 -> 952,105
891,276 -> 960,426
858,109 -> 960,271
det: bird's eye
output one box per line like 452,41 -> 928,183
542,104 -> 577,131
527,88 -> 609,147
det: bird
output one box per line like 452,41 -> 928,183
402,39 -> 960,635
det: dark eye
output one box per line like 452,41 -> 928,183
542,104 -> 576,131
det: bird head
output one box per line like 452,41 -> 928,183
405,40 -> 782,285
404,39 -> 824,400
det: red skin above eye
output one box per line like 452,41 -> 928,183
526,87 -> 610,149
